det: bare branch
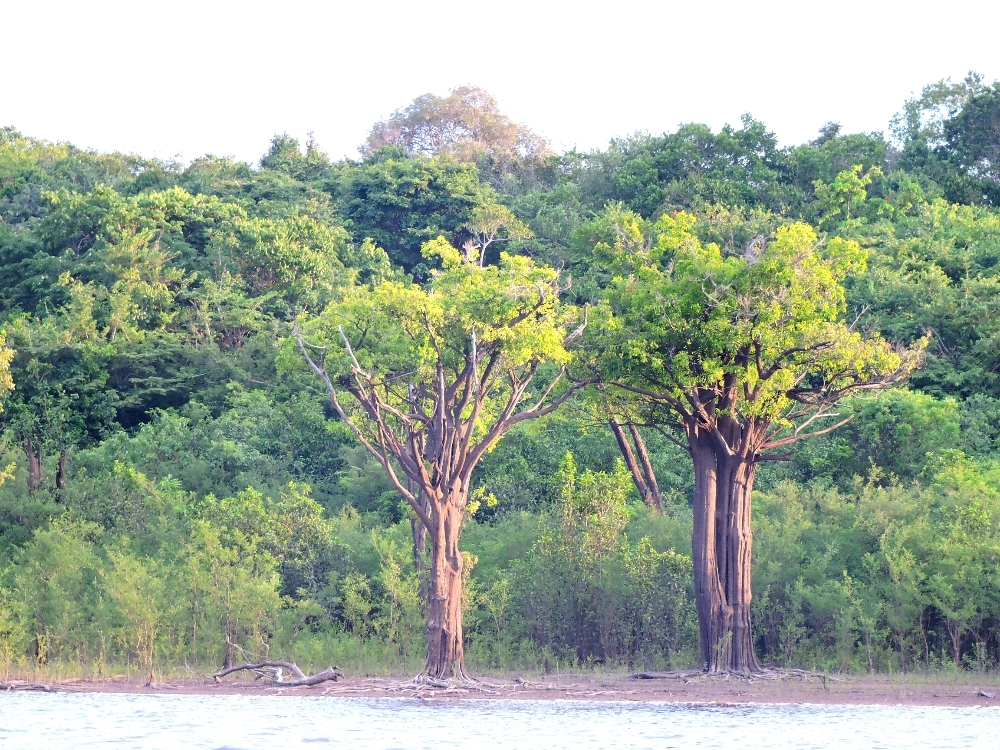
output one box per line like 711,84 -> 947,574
763,415 -> 854,450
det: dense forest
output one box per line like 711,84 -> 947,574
2,73 -> 1000,678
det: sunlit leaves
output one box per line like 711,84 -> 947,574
591,208 -> 916,443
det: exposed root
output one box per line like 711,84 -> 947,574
325,671 -> 504,697
212,660 -> 342,687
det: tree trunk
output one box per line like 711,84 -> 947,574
609,419 -> 663,513
411,526 -> 428,608
423,496 -> 467,680
628,423 -> 664,512
947,619 -> 964,667
411,516 -> 427,576
55,450 -> 69,501
718,455 -> 759,673
690,425 -> 730,671
688,423 -> 760,673
25,435 -> 41,493
409,482 -> 429,606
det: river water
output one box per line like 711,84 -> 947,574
0,692 -> 995,749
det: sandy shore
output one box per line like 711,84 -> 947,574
7,672 -> 1000,708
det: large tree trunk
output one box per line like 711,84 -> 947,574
690,426 -> 729,671
717,454 -> 759,673
409,483 -> 429,605
689,423 -> 760,673
25,435 -> 41,493
422,495 -> 468,680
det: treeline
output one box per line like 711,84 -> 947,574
1,76 -> 999,675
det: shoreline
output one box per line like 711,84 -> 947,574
6,673 -> 999,708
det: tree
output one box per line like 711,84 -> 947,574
291,239 -> 587,680
891,72 -> 999,205
570,116 -> 792,218
335,152 -> 495,273
589,207 -> 918,672
361,86 -> 551,190
942,83 -> 1000,205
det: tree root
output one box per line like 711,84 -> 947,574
212,660 -> 342,687
330,672 -> 504,696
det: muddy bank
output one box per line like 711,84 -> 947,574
5,672 -> 999,708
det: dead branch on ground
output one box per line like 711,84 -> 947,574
212,660 -> 342,687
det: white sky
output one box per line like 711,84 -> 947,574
4,0 -> 999,165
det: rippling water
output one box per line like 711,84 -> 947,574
0,692 -> 995,749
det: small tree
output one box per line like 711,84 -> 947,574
293,239 -> 586,681
590,208 -> 920,672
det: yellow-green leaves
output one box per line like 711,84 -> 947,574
0,332 -> 13,410
593,208 -> 919,438
296,239 -> 580,436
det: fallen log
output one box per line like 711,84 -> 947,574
212,660 -> 342,687
629,670 -> 704,680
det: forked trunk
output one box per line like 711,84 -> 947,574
610,419 -> 664,513
423,497 -> 467,680
628,422 -> 664,513
689,424 -> 760,673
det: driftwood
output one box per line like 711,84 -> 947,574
212,660 -> 342,687
629,667 -> 841,684
630,670 -> 704,680
0,681 -> 54,692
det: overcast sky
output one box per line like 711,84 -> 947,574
4,0 -> 999,165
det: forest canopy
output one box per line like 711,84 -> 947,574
2,72 -> 1000,677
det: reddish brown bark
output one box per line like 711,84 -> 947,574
688,413 -> 761,674
423,499 -> 468,679
410,485 -> 429,605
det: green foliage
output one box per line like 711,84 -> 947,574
485,454 -> 697,667
753,458 -> 1000,672
848,198 -> 1000,399
4,77 -> 1000,676
589,206 -> 913,451
570,116 -> 793,217
334,152 -> 497,273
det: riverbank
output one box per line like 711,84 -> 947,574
5,671 -> 999,708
